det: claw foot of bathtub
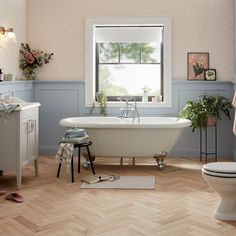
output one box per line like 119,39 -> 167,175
120,157 -> 123,165
132,157 -> 135,166
154,151 -> 167,170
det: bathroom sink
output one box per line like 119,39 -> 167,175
0,102 -> 41,112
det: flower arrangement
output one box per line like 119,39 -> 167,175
19,43 -> 53,80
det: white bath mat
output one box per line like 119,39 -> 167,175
80,176 -> 155,189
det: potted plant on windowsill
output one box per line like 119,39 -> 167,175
178,95 -> 232,132
97,91 -> 107,116
89,91 -> 107,116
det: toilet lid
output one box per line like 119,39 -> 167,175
202,162 -> 236,174
202,168 -> 236,177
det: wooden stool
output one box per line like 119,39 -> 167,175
57,140 -> 95,182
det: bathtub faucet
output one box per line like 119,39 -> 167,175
118,96 -> 140,123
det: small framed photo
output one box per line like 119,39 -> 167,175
204,69 -> 216,81
187,52 -> 209,80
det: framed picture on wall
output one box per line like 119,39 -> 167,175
187,52 -> 209,80
204,69 -> 216,81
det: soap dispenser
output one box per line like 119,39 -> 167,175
0,68 -> 4,82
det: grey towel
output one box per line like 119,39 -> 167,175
65,128 -> 87,138
61,134 -> 90,144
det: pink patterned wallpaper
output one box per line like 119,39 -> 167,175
27,0 -> 234,81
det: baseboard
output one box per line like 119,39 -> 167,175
170,148 -> 233,160
40,145 -> 233,160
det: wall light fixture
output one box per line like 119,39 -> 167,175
0,26 -> 17,43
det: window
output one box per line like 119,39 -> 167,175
85,17 -> 171,107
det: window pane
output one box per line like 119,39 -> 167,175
99,64 -> 161,97
99,43 -> 119,63
141,43 -> 160,63
120,43 -> 140,63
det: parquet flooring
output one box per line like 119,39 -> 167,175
0,156 -> 236,235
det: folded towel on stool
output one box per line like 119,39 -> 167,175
55,129 -> 90,173
61,134 -> 90,144
65,128 -> 87,138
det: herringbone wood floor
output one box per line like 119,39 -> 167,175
0,156 -> 236,236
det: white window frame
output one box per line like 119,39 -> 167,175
85,17 -> 172,108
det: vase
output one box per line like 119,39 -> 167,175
23,67 -> 36,80
207,116 -> 216,126
142,92 -> 148,102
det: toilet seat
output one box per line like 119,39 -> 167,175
202,162 -> 236,178
202,162 -> 236,221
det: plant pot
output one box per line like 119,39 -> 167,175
207,116 -> 216,126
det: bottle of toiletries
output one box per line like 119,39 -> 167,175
142,92 -> 148,102
152,97 -> 157,103
156,95 -> 162,102
0,69 -> 4,82
142,86 -> 150,102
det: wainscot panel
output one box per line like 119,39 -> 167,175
0,81 -> 33,101
33,80 -> 234,160
33,81 -> 85,154
172,80 -> 233,159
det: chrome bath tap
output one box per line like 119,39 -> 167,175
118,96 -> 140,123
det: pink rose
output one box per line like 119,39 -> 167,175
25,52 -> 35,64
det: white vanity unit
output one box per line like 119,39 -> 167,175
0,102 -> 40,189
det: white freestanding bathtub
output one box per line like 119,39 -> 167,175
60,117 -> 191,165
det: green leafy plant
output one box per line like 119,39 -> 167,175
193,63 -> 204,77
96,91 -> 107,116
178,95 -> 232,132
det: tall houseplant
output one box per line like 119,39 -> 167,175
178,95 -> 232,132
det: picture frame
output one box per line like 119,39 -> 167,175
204,69 -> 216,81
187,52 -> 209,80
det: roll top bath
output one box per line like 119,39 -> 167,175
60,117 -> 191,169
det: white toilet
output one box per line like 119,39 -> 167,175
202,162 -> 236,221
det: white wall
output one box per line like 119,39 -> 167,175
27,0 -> 234,81
0,0 -> 27,79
